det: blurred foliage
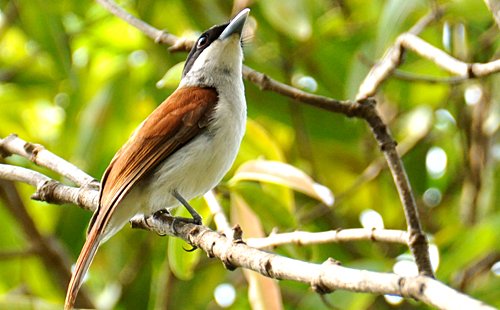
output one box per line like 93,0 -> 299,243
0,0 -> 499,309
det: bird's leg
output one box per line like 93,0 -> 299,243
172,189 -> 203,225
170,190 -> 202,251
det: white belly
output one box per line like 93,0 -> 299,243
146,127 -> 242,212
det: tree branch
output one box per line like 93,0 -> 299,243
0,135 -> 495,309
356,16 -> 500,100
0,134 -> 99,211
237,70 -> 432,277
0,134 -> 97,187
204,190 -> 233,237
0,247 -> 36,260
133,215 -> 494,310
0,163 -> 98,212
245,228 -> 409,249
358,53 -> 471,85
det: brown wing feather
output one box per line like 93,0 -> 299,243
89,86 -> 218,233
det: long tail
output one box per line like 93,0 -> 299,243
64,226 -> 103,310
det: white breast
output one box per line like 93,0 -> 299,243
144,68 -> 247,213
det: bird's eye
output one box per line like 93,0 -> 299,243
197,35 -> 208,48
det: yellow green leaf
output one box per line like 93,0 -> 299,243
230,159 -> 334,206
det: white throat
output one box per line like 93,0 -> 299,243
180,35 -> 244,89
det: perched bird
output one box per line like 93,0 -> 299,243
65,8 -> 250,309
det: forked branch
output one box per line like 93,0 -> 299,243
0,135 -> 495,309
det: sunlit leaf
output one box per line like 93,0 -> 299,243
259,0 -> 312,41
167,236 -> 200,281
236,120 -> 284,164
156,62 -> 185,89
437,215 -> 500,279
231,192 -> 264,238
16,0 -> 71,77
230,159 -> 334,206
376,0 -> 424,56
232,181 -> 295,228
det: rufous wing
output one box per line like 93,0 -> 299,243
91,86 -> 218,234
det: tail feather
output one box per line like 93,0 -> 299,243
64,227 -> 102,310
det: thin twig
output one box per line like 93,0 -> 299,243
459,84 -> 492,225
204,190 -> 233,236
0,247 -> 37,260
454,252 -> 500,291
358,53 -> 470,85
0,134 -> 96,187
246,228 -> 408,249
357,24 -> 500,100
393,70 -> 469,84
408,5 -> 444,34
0,164 -> 98,211
401,34 -> 500,77
356,7 -> 444,100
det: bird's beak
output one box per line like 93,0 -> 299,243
219,8 -> 250,40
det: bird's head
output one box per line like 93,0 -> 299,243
181,8 -> 249,87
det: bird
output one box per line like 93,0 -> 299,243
64,8 -> 250,309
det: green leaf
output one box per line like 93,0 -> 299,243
156,62 -> 185,89
259,0 -> 312,41
16,0 -> 71,77
376,0 -> 424,56
167,236 -> 201,281
230,159 -> 334,206
437,214 -> 500,279
230,180 -> 295,229
236,119 -> 284,165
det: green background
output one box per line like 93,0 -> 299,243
0,0 -> 499,309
